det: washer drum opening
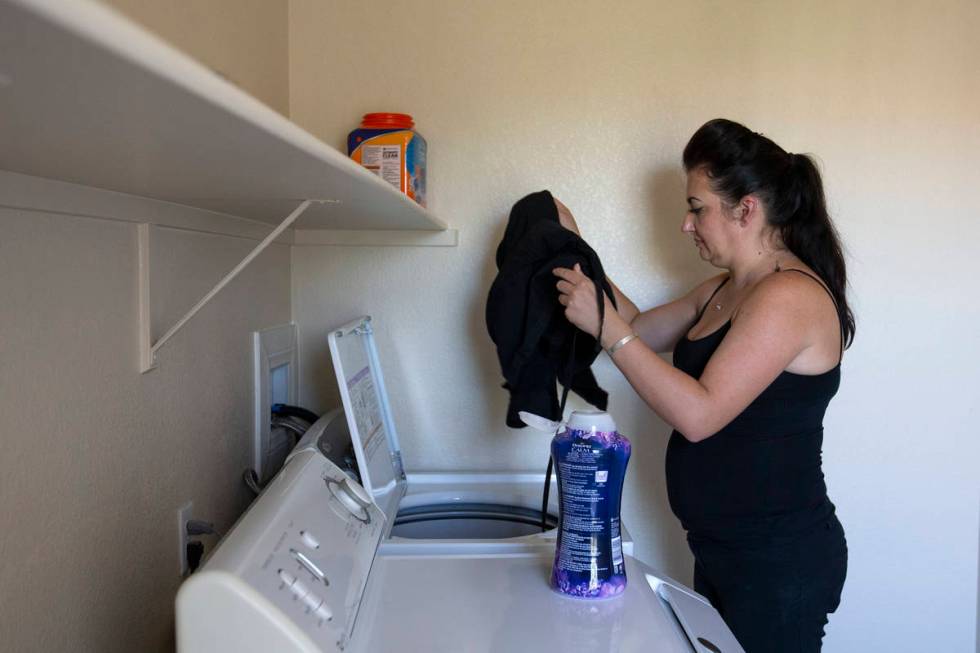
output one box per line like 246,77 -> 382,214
391,503 -> 558,539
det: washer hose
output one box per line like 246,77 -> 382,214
271,403 -> 320,424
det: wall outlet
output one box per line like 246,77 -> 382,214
177,500 -> 194,576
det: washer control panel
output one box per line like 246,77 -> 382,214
178,450 -> 386,652
247,456 -> 385,649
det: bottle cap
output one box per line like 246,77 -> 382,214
360,112 -> 414,129
566,409 -> 617,434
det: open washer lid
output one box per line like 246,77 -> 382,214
327,316 -> 406,499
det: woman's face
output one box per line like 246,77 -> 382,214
682,168 -> 737,267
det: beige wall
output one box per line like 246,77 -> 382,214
289,1 -> 980,651
0,174 -> 291,651
4,1 -> 976,650
100,0 -> 290,115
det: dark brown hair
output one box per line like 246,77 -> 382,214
684,118 -> 855,348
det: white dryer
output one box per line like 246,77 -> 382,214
176,440 -> 744,653
287,316 -> 633,556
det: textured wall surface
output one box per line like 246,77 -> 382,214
99,0 -> 290,115
288,1 -> 980,650
0,174 -> 291,652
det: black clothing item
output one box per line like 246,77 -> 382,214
486,190 -> 616,427
666,270 -> 847,651
690,517 -> 847,653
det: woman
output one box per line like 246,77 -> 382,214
553,118 -> 851,653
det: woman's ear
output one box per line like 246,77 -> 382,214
735,195 -> 759,227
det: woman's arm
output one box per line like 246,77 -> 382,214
565,268 -> 728,354
628,275 -> 728,353
605,277 -> 640,324
555,269 -> 819,441
554,198 -> 641,325
553,197 -> 720,352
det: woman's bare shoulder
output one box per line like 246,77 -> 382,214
742,265 -> 834,320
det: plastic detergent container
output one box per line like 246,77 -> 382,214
348,113 -> 427,206
551,410 -> 631,599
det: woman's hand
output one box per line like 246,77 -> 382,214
554,198 -> 581,235
554,264 -> 624,341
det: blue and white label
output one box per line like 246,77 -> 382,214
550,428 -> 631,599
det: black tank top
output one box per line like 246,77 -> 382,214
665,271 -> 842,543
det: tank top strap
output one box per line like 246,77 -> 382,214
694,277 -> 730,323
779,268 -> 845,362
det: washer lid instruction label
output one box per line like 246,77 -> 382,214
347,366 -> 385,460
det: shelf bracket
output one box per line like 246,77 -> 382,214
139,200 -> 316,373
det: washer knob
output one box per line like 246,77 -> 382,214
300,530 -> 320,550
340,476 -> 372,508
315,603 -> 333,622
330,475 -> 373,519
278,569 -> 297,586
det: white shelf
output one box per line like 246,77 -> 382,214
0,0 -> 457,373
0,0 -> 451,237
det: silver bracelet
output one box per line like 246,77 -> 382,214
607,333 -> 638,356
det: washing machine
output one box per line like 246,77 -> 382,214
176,438 -> 743,653
285,316 -> 633,556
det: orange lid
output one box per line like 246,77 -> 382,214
360,112 -> 415,129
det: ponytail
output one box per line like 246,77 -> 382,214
683,119 -> 855,348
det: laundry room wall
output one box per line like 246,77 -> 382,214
0,173 -> 291,652
98,0 -> 290,115
287,1 -> 980,651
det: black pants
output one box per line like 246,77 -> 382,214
688,517 -> 847,653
